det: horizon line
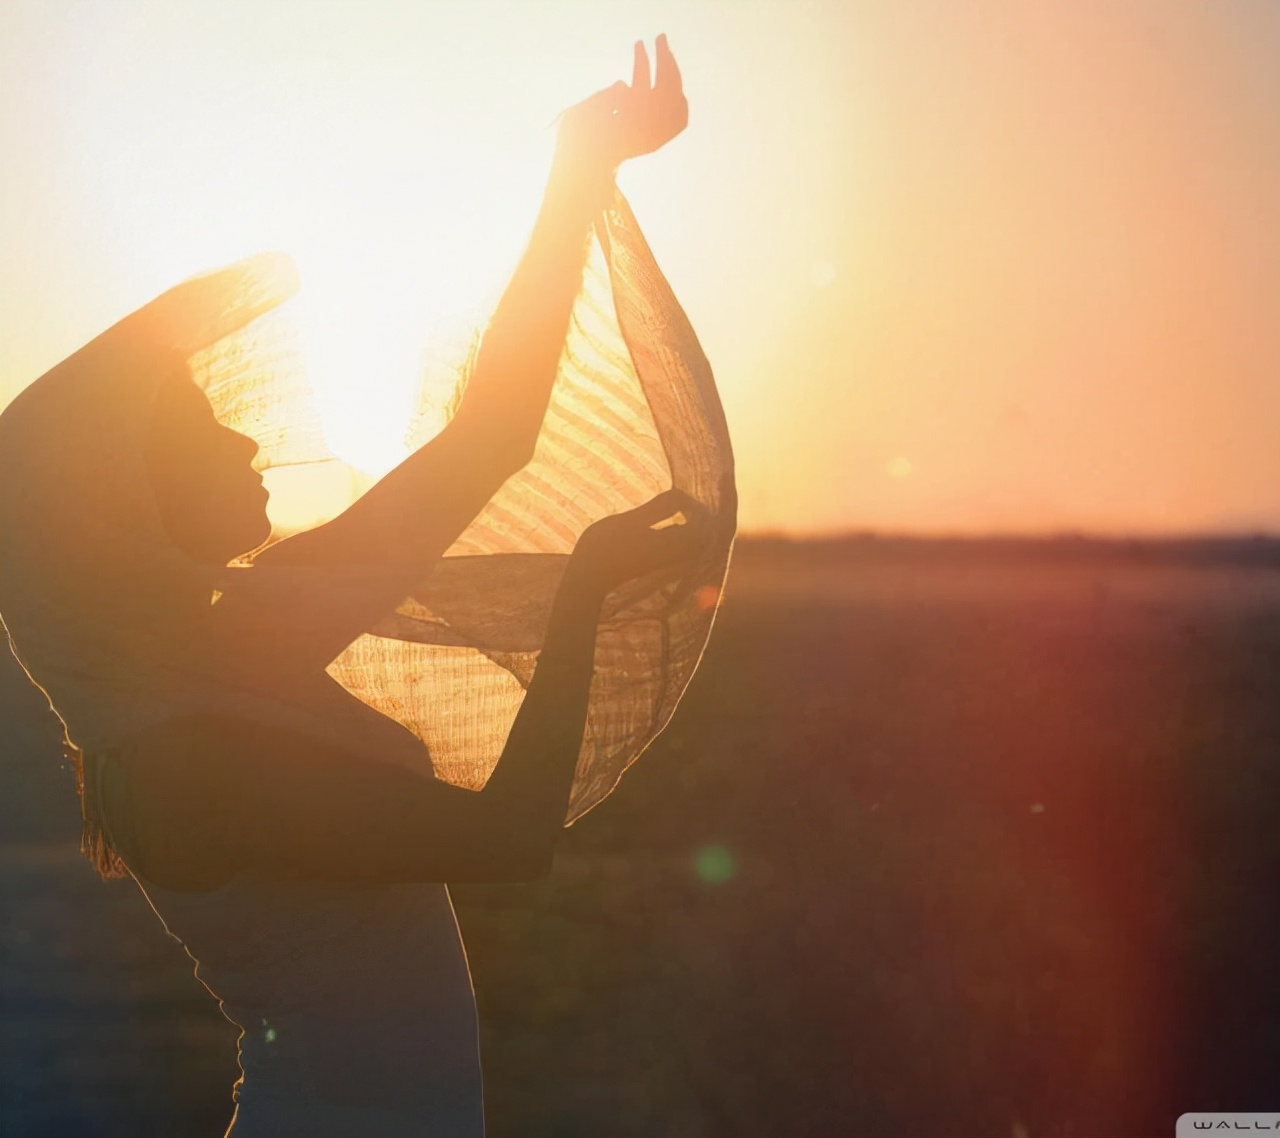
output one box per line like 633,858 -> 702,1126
736,528 -> 1280,544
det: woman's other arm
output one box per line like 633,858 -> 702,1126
116,492 -> 705,889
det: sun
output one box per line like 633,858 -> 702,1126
51,1 -> 601,478
292,269 -> 422,480
26,3 -> 724,515
285,158 -> 542,480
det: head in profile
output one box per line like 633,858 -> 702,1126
0,256 -> 297,765
144,370 -> 272,568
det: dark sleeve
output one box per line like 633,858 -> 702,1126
113,714 -> 554,891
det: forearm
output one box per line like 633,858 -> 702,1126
112,643 -> 604,889
241,559 -> 607,884
450,150 -> 613,458
247,170 -> 606,617
279,559 -> 607,884
116,553 -> 661,888
479,557 -> 606,837
460,33 -> 685,458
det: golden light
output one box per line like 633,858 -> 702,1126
7,3 -> 1276,536
238,62 -> 555,482
809,261 -> 837,289
43,2 -> 663,483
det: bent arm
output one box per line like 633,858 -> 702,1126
248,40 -> 688,648
258,149 -> 611,587
115,559 -> 609,889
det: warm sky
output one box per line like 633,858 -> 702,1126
2,0 -> 1277,536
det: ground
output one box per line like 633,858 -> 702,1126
3,537 -> 1278,1137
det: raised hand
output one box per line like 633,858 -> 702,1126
571,489 -> 709,592
557,35 -> 688,177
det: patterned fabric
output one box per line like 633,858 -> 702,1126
0,187 -> 734,820
328,194 -> 737,817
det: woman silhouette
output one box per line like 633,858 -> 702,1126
0,37 -> 733,1137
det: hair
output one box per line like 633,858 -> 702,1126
69,740 -> 130,879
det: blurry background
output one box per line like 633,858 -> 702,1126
2,2 -> 1279,1136
2,0 -> 1278,532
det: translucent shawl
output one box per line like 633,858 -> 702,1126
0,189 -> 735,827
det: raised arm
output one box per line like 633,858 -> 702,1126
109,492 -> 705,889
258,37 -> 688,599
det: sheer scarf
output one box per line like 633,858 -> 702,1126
0,190 -> 735,872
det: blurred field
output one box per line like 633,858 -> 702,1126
3,537 -> 1278,1137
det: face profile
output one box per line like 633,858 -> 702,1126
143,373 -> 272,566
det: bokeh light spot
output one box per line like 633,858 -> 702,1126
887,456 -> 913,479
694,843 -> 737,885
695,584 -> 721,611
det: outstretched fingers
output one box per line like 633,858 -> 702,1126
632,40 -> 652,93
635,488 -> 696,526
654,33 -> 683,101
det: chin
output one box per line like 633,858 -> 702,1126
165,484 -> 273,565
210,511 -> 272,565
242,512 -> 273,554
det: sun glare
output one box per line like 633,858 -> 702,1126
282,133 -> 545,480
40,2 -> 616,479
293,270 -> 421,480
6,2 -> 1280,536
